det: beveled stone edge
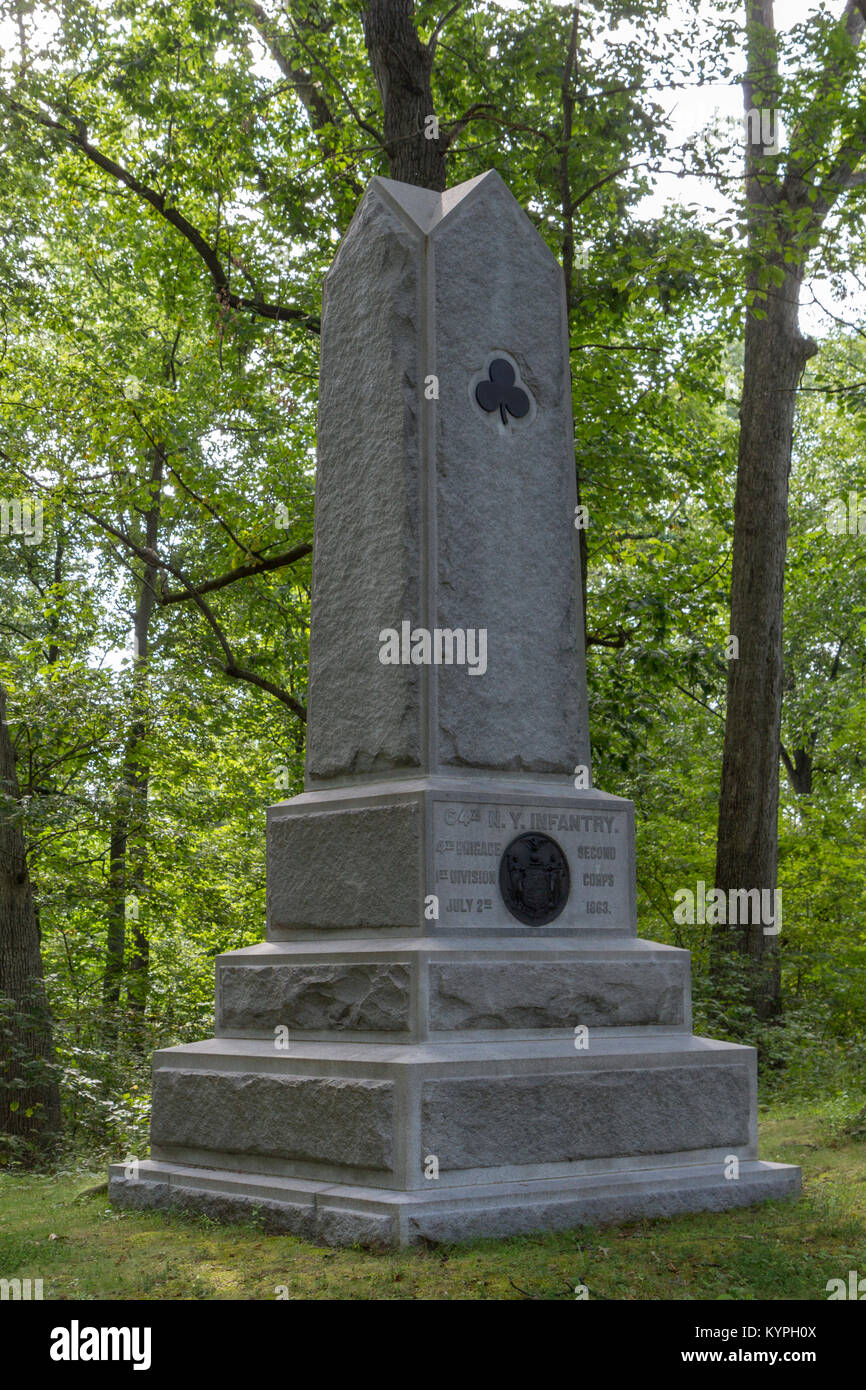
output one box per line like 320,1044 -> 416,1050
109,1158 -> 802,1249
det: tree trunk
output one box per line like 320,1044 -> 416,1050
781,743 -> 813,796
362,0 -> 446,190
102,448 -> 163,1034
714,264 -> 815,1018
713,0 -> 829,1021
713,0 -> 866,1019
0,680 -> 62,1160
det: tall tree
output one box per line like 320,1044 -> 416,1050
103,443 -> 165,1030
714,0 -> 866,1016
0,679 -> 62,1160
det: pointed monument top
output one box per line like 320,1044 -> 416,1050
370,169 -> 506,235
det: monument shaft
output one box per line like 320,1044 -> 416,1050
307,172 -> 589,780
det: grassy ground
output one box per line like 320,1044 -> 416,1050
0,1106 -> 863,1300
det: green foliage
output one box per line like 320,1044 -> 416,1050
0,0 -> 865,1169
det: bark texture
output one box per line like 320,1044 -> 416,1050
714,0 -> 865,1016
363,0 -> 446,189
0,680 -> 62,1158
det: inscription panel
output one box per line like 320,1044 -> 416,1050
431,798 -> 632,930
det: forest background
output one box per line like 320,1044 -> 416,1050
1,0 -> 865,1170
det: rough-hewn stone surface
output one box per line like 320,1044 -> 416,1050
109,1158 -> 799,1249
432,173 -> 588,772
406,1167 -> 802,1243
305,190 -> 423,781
315,1207 -> 395,1250
107,1176 -> 170,1211
267,802 -> 422,931
108,1175 -> 319,1242
304,172 -> 590,781
217,962 -> 411,1033
151,1069 -> 395,1171
421,1064 -> 750,1169
429,961 -> 685,1029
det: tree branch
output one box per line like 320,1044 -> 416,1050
586,626 -> 636,648
427,1 -> 466,58
440,101 -> 497,151
245,0 -> 364,200
560,4 -> 581,304
15,467 -> 308,721
287,11 -> 388,150
782,0 -> 866,226
159,542 -> 312,605
0,90 -> 320,331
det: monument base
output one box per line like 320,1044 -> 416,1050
109,1030 -> 801,1248
109,1156 -> 799,1249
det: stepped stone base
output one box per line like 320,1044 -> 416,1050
213,934 -> 692,1040
109,1157 -> 800,1249
109,1032 -> 801,1246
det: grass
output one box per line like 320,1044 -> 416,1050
0,1106 -> 863,1300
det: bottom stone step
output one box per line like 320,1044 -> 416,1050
109,1156 -> 801,1249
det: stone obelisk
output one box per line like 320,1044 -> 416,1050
110,172 -> 800,1246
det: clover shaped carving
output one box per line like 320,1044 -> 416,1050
475,358 -> 531,426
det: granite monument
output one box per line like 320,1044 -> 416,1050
109,170 -> 801,1247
